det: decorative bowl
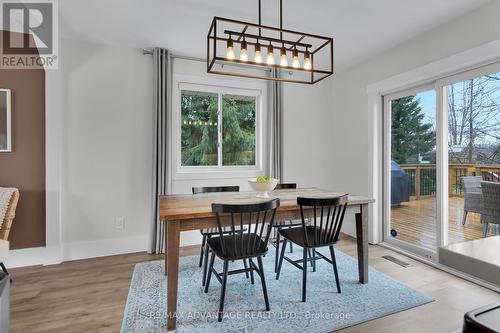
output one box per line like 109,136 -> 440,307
248,178 -> 279,198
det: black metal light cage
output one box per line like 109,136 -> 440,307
207,16 -> 334,84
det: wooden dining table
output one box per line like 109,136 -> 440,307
159,187 -> 375,331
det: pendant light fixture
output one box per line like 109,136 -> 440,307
226,35 -> 235,60
267,43 -> 274,65
207,0 -> 334,84
240,39 -> 248,61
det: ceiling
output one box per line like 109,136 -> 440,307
59,0 -> 491,72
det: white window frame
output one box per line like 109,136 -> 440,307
172,74 -> 267,180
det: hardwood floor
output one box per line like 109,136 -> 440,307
391,197 -> 489,250
10,237 -> 500,333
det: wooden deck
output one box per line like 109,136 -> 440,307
391,197 -> 485,251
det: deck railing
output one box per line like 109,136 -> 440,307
399,164 -> 500,199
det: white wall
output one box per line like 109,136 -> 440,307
60,39 -> 154,258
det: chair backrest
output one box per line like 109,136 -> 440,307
192,186 -> 239,194
275,183 -> 297,190
462,176 -> 482,194
480,181 -> 500,225
297,194 -> 349,246
0,189 -> 20,241
212,199 -> 280,257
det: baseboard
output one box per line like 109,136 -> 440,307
62,235 -> 149,262
5,235 -> 149,268
4,246 -> 47,268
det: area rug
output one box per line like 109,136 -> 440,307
121,248 -> 432,333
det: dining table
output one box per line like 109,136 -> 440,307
159,187 -> 375,331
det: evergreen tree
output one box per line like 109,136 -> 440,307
391,96 -> 436,164
180,92 -> 255,166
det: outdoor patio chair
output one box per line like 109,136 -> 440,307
461,176 -> 483,225
480,181 -> 500,237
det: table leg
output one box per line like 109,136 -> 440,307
355,203 -> 368,284
164,222 -> 168,276
166,220 -> 180,331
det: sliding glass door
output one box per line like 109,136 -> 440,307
443,64 -> 500,245
384,86 -> 438,258
383,61 -> 500,259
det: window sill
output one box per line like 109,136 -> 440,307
172,167 -> 264,181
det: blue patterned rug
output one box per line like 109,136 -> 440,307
121,248 -> 432,333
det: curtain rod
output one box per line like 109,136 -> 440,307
142,48 -> 272,73
142,48 -> 204,62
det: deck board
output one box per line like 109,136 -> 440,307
390,197 -> 486,251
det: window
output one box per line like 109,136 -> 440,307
177,82 -> 260,171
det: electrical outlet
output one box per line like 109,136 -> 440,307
116,217 -> 125,229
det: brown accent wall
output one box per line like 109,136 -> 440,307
0,33 -> 46,249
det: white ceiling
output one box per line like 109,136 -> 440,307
60,0 -> 491,72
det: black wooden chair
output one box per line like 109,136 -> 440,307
204,198 -> 280,322
271,183 -> 316,272
271,183 -> 300,272
276,195 -> 348,302
192,186 -> 248,286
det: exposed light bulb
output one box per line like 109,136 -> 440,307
280,47 -> 288,67
226,37 -> 235,60
254,43 -> 262,63
267,44 -> 274,65
240,40 -> 248,62
304,50 -> 312,70
292,49 -> 300,68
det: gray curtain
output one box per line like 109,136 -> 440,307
150,48 -> 172,254
269,68 -> 283,181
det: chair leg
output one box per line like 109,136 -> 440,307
312,248 -> 316,272
302,247 -> 308,302
249,258 -> 255,284
462,210 -> 468,225
257,256 -> 270,311
243,259 -> 250,279
199,234 -> 207,267
276,239 -> 288,280
202,244 -> 210,286
274,231 -> 281,273
289,226 -> 293,253
483,222 -> 489,237
218,260 -> 229,322
329,246 -> 341,293
204,252 -> 216,293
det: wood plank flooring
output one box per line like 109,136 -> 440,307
391,197 -> 488,250
10,237 -> 500,333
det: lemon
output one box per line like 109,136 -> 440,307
257,176 -> 265,182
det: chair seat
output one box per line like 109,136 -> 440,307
207,233 -> 267,259
279,226 -> 335,248
200,226 -> 245,235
